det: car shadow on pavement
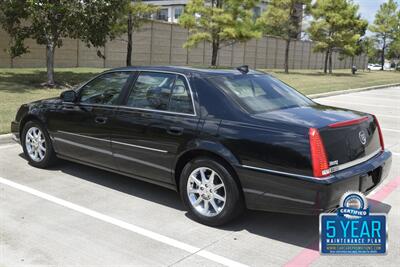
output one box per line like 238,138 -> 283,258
34,156 -> 186,211
21,154 -> 392,251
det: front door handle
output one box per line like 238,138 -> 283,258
167,126 -> 183,136
94,116 -> 108,124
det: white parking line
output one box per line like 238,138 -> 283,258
0,176 -> 248,267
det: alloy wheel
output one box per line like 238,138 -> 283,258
25,127 -> 46,162
187,167 -> 226,217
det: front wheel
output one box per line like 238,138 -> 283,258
179,157 -> 244,226
22,121 -> 57,168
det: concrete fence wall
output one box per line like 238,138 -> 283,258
0,20 -> 367,69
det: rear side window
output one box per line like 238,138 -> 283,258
79,72 -> 131,105
207,74 -> 313,113
126,72 -> 194,114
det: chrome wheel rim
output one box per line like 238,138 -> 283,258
187,167 -> 226,217
25,127 -> 46,162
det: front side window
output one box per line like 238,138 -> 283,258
79,72 -> 131,105
127,72 -> 194,114
207,74 -> 313,114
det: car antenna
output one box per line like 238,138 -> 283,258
236,65 -> 249,74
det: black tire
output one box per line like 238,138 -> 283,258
21,120 -> 57,168
179,157 -> 244,226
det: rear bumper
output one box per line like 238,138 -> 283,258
236,150 -> 392,215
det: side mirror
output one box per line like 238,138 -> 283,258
60,90 -> 77,102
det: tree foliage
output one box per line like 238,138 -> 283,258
0,0 -> 126,86
256,0 -> 311,73
113,0 -> 158,66
369,0 -> 399,70
179,0 -> 261,66
387,38 -> 400,64
307,0 -> 368,74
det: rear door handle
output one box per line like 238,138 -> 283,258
167,126 -> 183,136
94,116 -> 108,124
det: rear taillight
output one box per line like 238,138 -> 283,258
373,115 -> 384,150
309,128 -> 330,178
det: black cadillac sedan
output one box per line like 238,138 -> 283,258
11,66 -> 392,226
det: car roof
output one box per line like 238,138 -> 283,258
108,65 -> 265,77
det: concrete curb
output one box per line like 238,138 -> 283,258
309,83 -> 400,99
0,133 -> 13,145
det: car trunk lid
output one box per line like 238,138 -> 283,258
319,115 -> 382,172
252,105 -> 383,176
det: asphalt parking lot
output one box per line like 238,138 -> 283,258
0,87 -> 399,267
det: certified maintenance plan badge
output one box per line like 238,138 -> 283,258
320,191 -> 387,254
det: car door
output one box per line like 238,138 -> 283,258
49,71 -> 134,169
111,71 -> 200,184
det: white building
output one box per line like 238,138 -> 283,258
142,0 -> 270,24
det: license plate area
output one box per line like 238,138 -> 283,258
359,167 -> 382,193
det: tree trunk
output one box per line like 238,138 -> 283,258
328,50 -> 333,74
323,50 -> 329,74
46,44 -> 55,87
381,37 -> 386,71
126,12 -> 133,66
284,39 -> 290,74
211,39 -> 219,66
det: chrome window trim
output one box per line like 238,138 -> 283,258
57,130 -> 168,153
76,102 -> 197,117
72,69 -> 198,117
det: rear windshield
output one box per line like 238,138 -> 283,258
207,74 -> 313,113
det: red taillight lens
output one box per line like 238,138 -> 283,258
309,128 -> 330,178
373,115 -> 384,150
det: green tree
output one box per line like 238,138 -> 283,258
387,38 -> 400,67
308,0 -> 368,74
113,0 -> 158,66
179,0 -> 261,66
0,0 -> 126,86
340,20 -> 368,67
362,37 -> 379,63
256,0 -> 311,74
369,0 -> 399,70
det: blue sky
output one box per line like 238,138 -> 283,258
353,0 -> 399,23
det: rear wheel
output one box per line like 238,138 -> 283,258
180,157 -> 244,226
22,121 -> 57,168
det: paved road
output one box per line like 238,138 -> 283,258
0,87 -> 399,267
